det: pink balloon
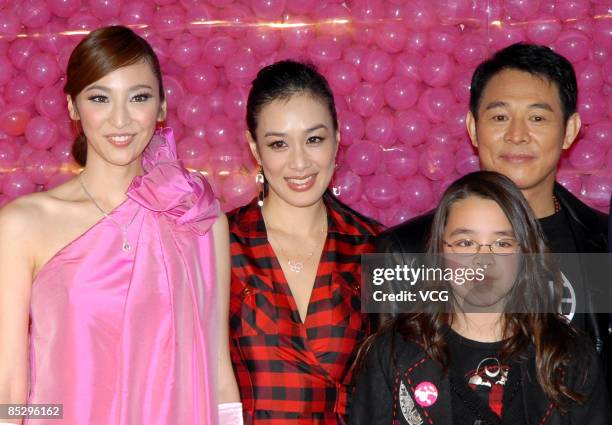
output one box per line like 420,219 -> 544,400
26,53 -> 60,87
385,202 -> 415,227
351,0 -> 384,21
569,139 -> 605,170
351,83 -> 385,117
555,0 -> 589,21
0,108 -> 31,137
224,52 -> 258,87
326,62 -> 360,96
203,35 -> 237,67
120,1 -> 154,25
365,112 -> 395,147
384,144 -> 418,178
581,173 -> 612,207
556,171 -> 583,196
222,173 -> 257,209
453,35 -> 487,67
593,17 -> 612,50
25,116 -> 58,150
399,175 -> 433,213
553,30 -> 590,63
168,34 -> 202,68
0,140 -> 19,169
427,26 -> 460,54
177,136 -> 210,170
384,77 -> 419,110
364,174 -> 399,208
417,88 -> 455,123
5,77 -> 37,107
281,16 -> 315,49
575,62 -> 603,92
352,199 -> 379,221
35,84 -> 66,119
418,52 -> 455,88
177,95 -> 211,128
315,4 -> 352,37
165,113 -> 185,141
360,49 -> 393,84
8,38 -> 40,70
51,141 -> 73,164
19,0 -> 51,28
404,31 -> 429,54
403,0 -> 436,31
585,121 -> 612,148
578,91 -> 606,124
184,61 -> 219,95
223,87 -> 248,120
2,171 -> 37,199
419,145 -> 455,180
395,109 -> 430,146
446,103 -> 468,137
455,148 -> 480,175
218,4 -> 252,38
245,27 -> 281,58
0,10 -> 20,41
66,13 -> 100,31
144,35 -> 170,65
185,5 -> 214,38
429,125 -> 457,150
207,88 -> 226,116
332,168 -> 363,204
163,76 -> 185,110
205,115 -> 237,146
153,5 -> 185,39
286,0 -> 315,14
25,149 -> 60,185
451,70 -> 472,103
89,0 -> 122,20
251,0 -> 285,19
307,36 -> 342,66
503,0 -> 540,21
343,45 -> 369,68
489,24 -> 526,51
527,16 -> 562,45
210,144 -> 243,175
346,140 -> 382,175
394,53 -> 422,82
566,17 -> 595,36
435,0 -> 471,25
375,22 -> 408,53
338,110 -> 364,146
37,21 -> 68,55
0,56 -> 14,86
470,0 -> 501,25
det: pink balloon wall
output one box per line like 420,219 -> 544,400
0,0 -> 610,225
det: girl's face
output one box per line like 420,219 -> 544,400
68,61 -> 166,168
442,195 -> 520,311
248,93 -> 339,209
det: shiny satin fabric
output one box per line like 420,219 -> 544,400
26,128 -> 221,424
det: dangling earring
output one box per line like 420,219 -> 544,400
255,170 -> 265,207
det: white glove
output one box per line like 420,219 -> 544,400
218,402 -> 243,425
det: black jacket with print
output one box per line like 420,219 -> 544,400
348,328 -> 611,425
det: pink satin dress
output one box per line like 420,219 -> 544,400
27,129 -> 221,424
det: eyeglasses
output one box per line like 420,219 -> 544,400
443,238 -> 520,256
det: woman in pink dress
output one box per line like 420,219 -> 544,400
0,26 -> 241,424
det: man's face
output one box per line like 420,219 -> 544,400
467,69 -> 580,192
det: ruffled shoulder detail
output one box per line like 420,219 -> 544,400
127,128 -> 220,235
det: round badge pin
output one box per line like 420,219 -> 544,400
414,381 -> 438,407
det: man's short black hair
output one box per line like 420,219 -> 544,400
469,43 -> 577,122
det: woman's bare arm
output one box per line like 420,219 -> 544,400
0,201 -> 36,425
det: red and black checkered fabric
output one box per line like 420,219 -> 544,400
228,193 -> 382,425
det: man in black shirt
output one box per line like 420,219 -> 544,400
377,43 -> 609,381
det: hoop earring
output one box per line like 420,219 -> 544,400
255,171 -> 265,207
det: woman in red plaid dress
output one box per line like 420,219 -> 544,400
228,60 -> 382,425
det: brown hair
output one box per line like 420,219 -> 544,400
64,26 -> 165,166
359,171 -> 584,409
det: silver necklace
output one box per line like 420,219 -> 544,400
78,174 -> 140,252
263,213 -> 327,273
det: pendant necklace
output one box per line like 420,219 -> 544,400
263,213 -> 327,273
78,173 -> 141,252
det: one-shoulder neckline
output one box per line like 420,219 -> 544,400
31,197 -> 131,285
